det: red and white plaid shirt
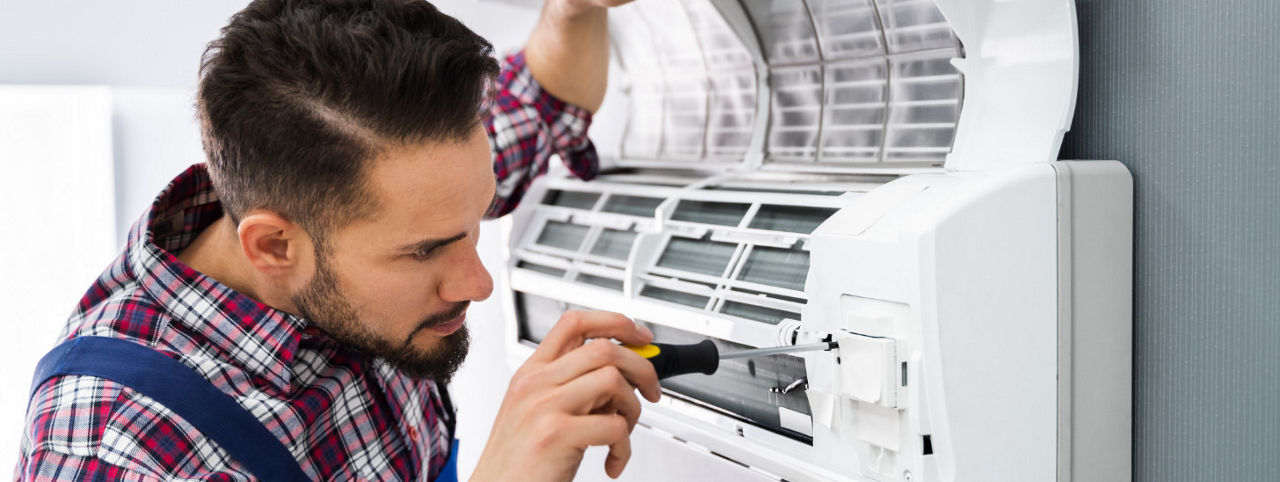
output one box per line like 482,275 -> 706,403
14,51 -> 596,481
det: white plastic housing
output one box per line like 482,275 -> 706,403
498,162 -> 1131,481
490,0 -> 1131,480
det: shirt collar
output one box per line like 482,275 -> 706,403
126,163 -> 310,392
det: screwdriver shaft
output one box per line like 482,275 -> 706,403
719,341 -> 838,360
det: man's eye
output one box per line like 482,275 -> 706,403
412,248 -> 436,261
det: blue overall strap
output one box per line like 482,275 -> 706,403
433,380 -> 459,482
434,439 -> 460,482
29,336 -> 310,482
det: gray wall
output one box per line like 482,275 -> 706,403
1059,1 -> 1280,480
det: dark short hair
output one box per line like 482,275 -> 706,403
197,0 -> 499,240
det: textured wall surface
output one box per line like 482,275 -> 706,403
1059,1 -> 1280,480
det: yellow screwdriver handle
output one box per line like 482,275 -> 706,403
623,341 -> 719,379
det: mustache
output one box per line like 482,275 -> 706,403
401,301 -> 471,346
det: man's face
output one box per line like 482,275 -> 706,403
292,125 -> 497,382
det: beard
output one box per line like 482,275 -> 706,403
291,248 -> 471,383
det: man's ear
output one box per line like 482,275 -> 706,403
236,210 -> 311,277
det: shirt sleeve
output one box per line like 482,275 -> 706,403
16,449 -> 158,482
483,50 -> 599,219
16,376 -> 248,481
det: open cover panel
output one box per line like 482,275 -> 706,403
610,0 -> 965,172
608,0 -> 1079,173
610,0 -> 757,167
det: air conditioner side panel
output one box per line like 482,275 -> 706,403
805,166 -> 1061,481
1056,160 -> 1133,482
920,164 -> 1059,481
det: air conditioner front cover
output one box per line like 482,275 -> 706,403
607,0 -> 1078,173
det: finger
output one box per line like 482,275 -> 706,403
581,0 -> 634,7
604,431 -> 632,478
562,413 -> 630,450
560,413 -> 634,478
588,383 -> 642,433
553,364 -> 645,428
532,310 -> 653,361
543,339 -> 661,402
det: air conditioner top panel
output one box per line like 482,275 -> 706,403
608,0 -> 1078,173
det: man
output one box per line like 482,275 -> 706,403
15,0 -> 660,480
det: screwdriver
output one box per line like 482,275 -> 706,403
624,340 -> 839,379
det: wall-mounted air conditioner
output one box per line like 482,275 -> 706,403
496,1 -> 1132,480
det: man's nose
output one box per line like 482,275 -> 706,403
439,246 -> 494,303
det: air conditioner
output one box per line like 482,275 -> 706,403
496,1 -> 1132,480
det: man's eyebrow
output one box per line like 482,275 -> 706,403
399,232 -> 468,253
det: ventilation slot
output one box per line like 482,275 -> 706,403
602,194 -> 664,217
721,301 -> 800,325
577,273 -> 624,291
671,200 -> 751,226
656,237 -> 738,277
590,229 -> 639,260
542,189 -> 601,209
640,285 -> 712,309
737,246 -> 811,291
748,205 -> 839,233
536,221 -> 590,252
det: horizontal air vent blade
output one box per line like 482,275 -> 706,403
640,285 -> 711,309
516,261 -> 567,277
656,237 -> 737,277
705,185 -> 845,196
732,287 -> 807,305
721,300 -> 800,325
748,205 -> 839,233
602,194 -> 665,217
643,322 -> 813,443
542,190 -> 601,209
670,200 -> 751,226
536,221 -> 591,251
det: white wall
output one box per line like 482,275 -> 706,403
0,86 -> 116,479
0,0 -> 253,244
0,0 -> 591,242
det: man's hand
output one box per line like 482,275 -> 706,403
525,0 -> 636,113
470,310 -> 661,481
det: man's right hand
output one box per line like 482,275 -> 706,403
470,310 -> 662,481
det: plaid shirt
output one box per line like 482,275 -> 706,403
14,51 -> 596,481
